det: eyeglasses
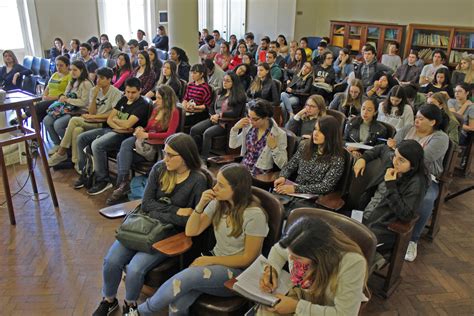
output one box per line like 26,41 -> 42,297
162,150 -> 180,159
305,103 -> 318,108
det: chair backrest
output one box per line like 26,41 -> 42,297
327,109 -> 347,134
307,36 -> 323,50
378,121 -> 397,139
337,149 -> 354,197
39,58 -> 50,78
346,158 -> 383,211
156,49 -> 168,61
441,139 -> 456,178
178,78 -> 187,101
273,79 -> 282,93
142,96 -> 155,118
23,56 -> 34,70
176,105 -> 186,133
284,128 -> 298,159
31,57 -> 41,76
21,75 -> 36,94
287,207 -> 377,266
452,112 -> 464,134
252,187 -> 285,257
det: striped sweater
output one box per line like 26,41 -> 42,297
183,82 -> 212,109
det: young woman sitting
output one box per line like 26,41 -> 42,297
214,41 -> 232,71
353,140 -> 430,254
286,94 -> 327,140
106,85 -> 181,205
259,217 -> 368,315
112,53 -> 132,91
182,63 -> 213,126
285,48 -> 306,82
147,47 -> 163,81
345,99 -> 389,159
135,163 -> 269,315
44,60 -> 93,155
169,47 -> 191,82
0,50 -> 32,91
280,61 -> 314,122
451,56 -> 474,87
228,41 -> 248,70
421,67 -> 453,98
247,62 -> 280,107
428,92 -> 460,146
311,51 -> 336,101
332,47 -> 355,93
131,50 -> 156,95
242,52 -> 257,78
146,60 -> 182,100
190,71 -> 247,158
329,79 -> 365,118
92,133 -> 210,316
366,71 -> 397,105
274,116 -> 345,215
448,83 -> 474,145
233,64 -> 252,91
230,99 -> 287,176
387,104 -> 449,262
377,85 -> 414,131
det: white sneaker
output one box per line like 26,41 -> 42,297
48,152 -> 68,166
48,145 -> 60,155
405,241 -> 417,262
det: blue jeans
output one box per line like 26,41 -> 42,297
411,181 -> 439,242
102,240 -> 168,302
280,92 -> 299,122
138,265 -> 242,316
43,114 -> 71,145
117,136 -> 147,183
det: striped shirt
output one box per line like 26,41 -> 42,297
184,82 -> 212,109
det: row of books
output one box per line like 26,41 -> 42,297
449,50 -> 474,64
413,33 -> 449,47
416,48 -> 440,61
452,34 -> 474,49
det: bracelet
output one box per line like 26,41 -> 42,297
194,208 -> 204,214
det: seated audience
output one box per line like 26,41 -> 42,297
199,35 -> 219,60
112,53 -> 132,91
228,34 -> 238,55
259,217 -> 368,315
274,116 -> 345,214
428,92 -> 460,146
403,83 -> 426,114
203,59 -> 225,91
169,47 -> 191,82
87,36 -> 100,58
311,40 -> 328,65
107,85 -> 181,205
381,41 -> 402,71
245,32 -> 258,56
286,94 -> 327,139
280,61 -> 314,121
242,52 -> 257,78
214,41 -> 232,71
420,67 -> 453,98
0,50 -> 32,91
127,39 -> 140,68
345,99 -> 389,158
388,104 -> 449,261
234,64 -> 252,91
285,47 -> 306,82
135,163 -> 269,315
377,85 -> 414,131
146,60 -> 182,99
284,40 -> 299,67
266,50 -> 283,81
228,41 -> 247,70
191,71 -> 246,158
256,36 -> 270,63
75,78 -> 150,195
451,56 -> 474,87
49,37 -> 67,61
394,49 -> 422,85
354,45 -> 392,90
419,49 -> 448,85
136,29 -> 148,50
182,64 -> 213,126
147,47 -> 163,81
92,133 -> 209,316
353,140 -> 430,254
230,100 -> 287,175
44,60 -> 93,153
366,71 -> 397,104
277,34 -> 289,57
152,25 -> 169,51
212,30 -> 224,46
100,42 -> 120,60
269,41 -> 286,68
448,83 -> 474,144
333,47 -> 354,92
79,43 -> 99,82
311,51 -> 336,101
115,34 -> 130,54
330,79 -> 365,118
68,39 -> 81,62
200,28 -> 210,46
48,67 -> 122,168
299,37 -> 312,62
131,50 -> 156,95
247,63 -> 280,107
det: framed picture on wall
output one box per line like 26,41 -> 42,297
159,11 -> 168,24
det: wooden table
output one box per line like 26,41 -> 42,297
0,89 -> 59,224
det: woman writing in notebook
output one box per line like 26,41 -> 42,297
259,216 -> 368,315
136,163 -> 269,315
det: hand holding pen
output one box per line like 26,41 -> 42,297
259,264 -> 278,293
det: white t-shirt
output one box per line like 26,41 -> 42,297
420,63 -> 448,83
377,103 -> 414,131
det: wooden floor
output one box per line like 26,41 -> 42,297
0,160 -> 473,315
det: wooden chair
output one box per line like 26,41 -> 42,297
345,157 -> 418,298
272,79 -> 284,126
190,186 -> 285,316
327,109 -> 347,134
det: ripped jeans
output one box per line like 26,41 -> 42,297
137,265 -> 242,316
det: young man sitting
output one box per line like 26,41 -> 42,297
419,49 -> 448,85
354,44 -> 393,90
127,39 -> 140,68
198,35 -> 219,60
79,43 -> 99,82
394,49 -> 422,85
269,40 -> 286,68
381,41 -> 402,71
74,78 -> 150,195
266,50 -> 283,82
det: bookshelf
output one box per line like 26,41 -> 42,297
404,24 -> 474,67
329,21 -> 405,58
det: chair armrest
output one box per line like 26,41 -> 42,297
218,117 -> 239,124
152,232 -> 193,256
387,216 -> 419,234
84,117 -> 107,123
146,138 -> 165,145
253,172 -> 279,184
315,191 -> 345,211
207,154 -> 241,165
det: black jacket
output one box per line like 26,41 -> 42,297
344,117 -> 389,147
247,78 -> 280,106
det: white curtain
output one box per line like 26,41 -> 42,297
17,0 -> 42,57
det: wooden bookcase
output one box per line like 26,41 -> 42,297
404,24 -> 474,67
329,21 -> 405,58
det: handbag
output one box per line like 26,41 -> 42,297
115,204 -> 177,253
135,138 -> 157,161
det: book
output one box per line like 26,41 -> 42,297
345,142 -> 374,150
233,255 -> 291,307
284,179 -> 318,200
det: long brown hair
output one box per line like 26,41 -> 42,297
303,116 -> 344,161
2,50 -> 19,66
341,78 -> 364,111
212,164 -> 266,238
429,92 -> 458,126
154,84 -> 177,130
304,94 -> 326,120
249,62 -> 271,95
280,216 -> 368,305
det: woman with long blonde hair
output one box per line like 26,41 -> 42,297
259,216 -> 368,315
452,56 -> 474,86
428,92 -> 460,145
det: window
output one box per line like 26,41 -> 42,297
97,0 -> 149,42
0,0 -> 25,50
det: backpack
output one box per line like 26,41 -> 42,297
82,145 -> 95,189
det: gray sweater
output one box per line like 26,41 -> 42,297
141,162 -> 208,227
394,126 -> 449,177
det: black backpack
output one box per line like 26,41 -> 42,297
82,145 -> 95,189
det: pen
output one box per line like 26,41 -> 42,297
377,138 -> 388,142
269,265 -> 273,293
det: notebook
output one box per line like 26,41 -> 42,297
233,255 -> 291,307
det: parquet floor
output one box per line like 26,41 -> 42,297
0,161 -> 473,315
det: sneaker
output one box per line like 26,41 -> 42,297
405,241 -> 417,262
92,298 -> 119,316
48,152 -> 68,166
122,302 -> 139,316
73,176 -> 85,189
48,145 -> 60,156
106,181 -> 130,206
88,181 -> 113,196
